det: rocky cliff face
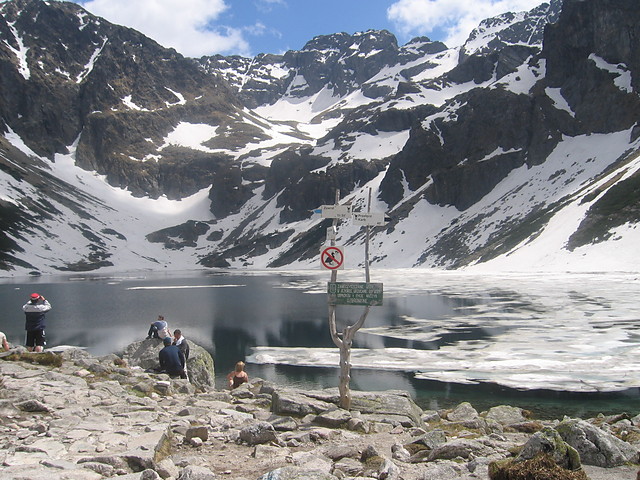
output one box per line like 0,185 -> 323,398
200,30 -> 448,109
0,0 -> 638,274
0,0 -> 253,200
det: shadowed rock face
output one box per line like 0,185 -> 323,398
543,0 -> 640,133
381,0 -> 640,214
1,0 -> 241,200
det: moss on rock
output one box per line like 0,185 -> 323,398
489,453 -> 588,480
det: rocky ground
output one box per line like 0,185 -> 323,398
0,347 -> 639,480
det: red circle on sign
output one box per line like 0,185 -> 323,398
321,246 -> 344,270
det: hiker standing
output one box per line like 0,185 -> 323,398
23,293 -> 52,352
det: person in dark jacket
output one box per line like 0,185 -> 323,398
158,336 -> 186,379
22,293 -> 52,352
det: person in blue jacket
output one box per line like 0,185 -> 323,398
22,293 -> 52,352
158,336 -> 186,379
147,315 -> 171,339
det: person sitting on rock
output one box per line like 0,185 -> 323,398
172,329 -> 190,360
147,315 -> 171,339
227,361 -> 248,389
158,336 -> 186,379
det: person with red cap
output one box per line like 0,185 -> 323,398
22,293 -> 52,352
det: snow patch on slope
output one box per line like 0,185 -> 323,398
159,122 -> 219,153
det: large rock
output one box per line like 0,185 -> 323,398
428,438 -> 496,461
269,387 -> 425,429
257,466 -> 339,480
121,339 -> 215,389
516,426 -> 581,470
239,421 -> 278,446
447,401 -> 480,422
555,418 -> 640,467
485,405 -> 528,426
349,390 -> 426,429
270,389 -> 335,417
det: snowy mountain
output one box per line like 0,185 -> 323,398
0,0 -> 638,276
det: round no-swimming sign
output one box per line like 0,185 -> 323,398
321,246 -> 344,270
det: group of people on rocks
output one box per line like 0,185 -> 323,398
1,293 -> 248,390
147,315 -> 191,380
146,315 -> 248,388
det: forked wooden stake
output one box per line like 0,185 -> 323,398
327,188 -> 372,410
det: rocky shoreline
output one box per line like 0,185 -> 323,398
0,345 -> 639,480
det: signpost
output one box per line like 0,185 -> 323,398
321,189 -> 388,410
314,204 -> 388,226
328,282 -> 383,306
353,211 -> 386,226
320,204 -> 352,219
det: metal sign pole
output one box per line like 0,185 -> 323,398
365,187 -> 371,283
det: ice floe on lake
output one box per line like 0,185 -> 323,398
247,269 -> 640,393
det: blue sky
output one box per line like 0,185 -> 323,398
71,0 -> 546,58
219,0 -> 402,54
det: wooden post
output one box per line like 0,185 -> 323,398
327,188 -> 372,410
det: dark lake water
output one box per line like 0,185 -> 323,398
1,269 -> 638,420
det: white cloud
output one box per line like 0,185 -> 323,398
255,0 -> 287,13
80,0 -> 251,57
387,0 -> 545,47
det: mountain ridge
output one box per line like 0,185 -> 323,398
0,0 -> 638,275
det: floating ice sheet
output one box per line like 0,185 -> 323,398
247,270 -> 640,392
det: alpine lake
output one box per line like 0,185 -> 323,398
1,268 -> 639,420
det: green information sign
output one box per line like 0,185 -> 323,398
327,282 -> 383,306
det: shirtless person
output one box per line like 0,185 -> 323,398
227,361 -> 248,389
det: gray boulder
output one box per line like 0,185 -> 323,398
239,421 -> 278,445
517,426 -> 581,470
349,390 -> 425,428
416,461 -> 467,479
556,418 -> 639,467
270,387 -> 425,429
177,465 -> 217,479
121,338 -> 215,389
485,405 -> 528,425
445,401 -> 502,433
314,407 -> 353,428
271,389 -> 335,416
258,466 -> 338,480
447,401 -> 479,422
428,438 -> 496,461
409,429 -> 447,450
